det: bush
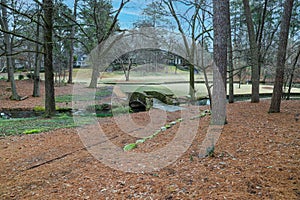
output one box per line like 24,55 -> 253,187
26,73 -> 34,79
18,74 -> 24,80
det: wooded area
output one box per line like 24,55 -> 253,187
0,0 -> 298,117
0,1 -> 299,198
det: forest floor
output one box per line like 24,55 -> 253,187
0,80 -> 299,199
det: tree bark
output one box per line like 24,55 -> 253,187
227,1 -> 234,103
269,0 -> 294,113
243,0 -> 260,103
0,0 -> 20,100
286,47 -> 300,100
33,5 -> 41,97
189,63 -> 195,100
257,0 -> 268,78
211,0 -> 229,125
43,0 -> 56,117
68,0 -> 78,84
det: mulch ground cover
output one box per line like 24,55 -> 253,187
0,80 -> 299,199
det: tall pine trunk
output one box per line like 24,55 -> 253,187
199,0 -> 229,158
286,47 -> 300,100
243,0 -> 260,103
269,0 -> 294,112
33,6 -> 41,97
68,0 -> 78,84
43,0 -> 56,117
227,1 -> 234,103
211,0 -> 229,125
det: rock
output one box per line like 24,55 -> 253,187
0,112 -> 11,119
129,92 -> 153,112
144,90 -> 179,105
128,90 -> 179,112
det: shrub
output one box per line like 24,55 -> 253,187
18,74 -> 24,80
26,73 -> 34,79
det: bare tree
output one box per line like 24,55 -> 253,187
88,0 -> 130,88
269,0 -> 294,112
33,4 -> 42,97
242,0 -> 260,103
67,0 -> 78,84
0,0 -> 20,100
163,0 -> 212,101
286,47 -> 300,100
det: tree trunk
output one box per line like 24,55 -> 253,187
227,2 -> 234,103
269,0 -> 294,113
0,0 -> 20,100
68,0 -> 78,84
33,6 -> 41,97
211,0 -> 229,125
203,66 -> 212,109
286,47 -> 300,100
189,64 -> 195,100
243,0 -> 260,103
201,33 -> 212,109
257,0 -> 268,79
43,0 -> 56,117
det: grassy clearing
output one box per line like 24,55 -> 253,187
55,87 -> 112,103
0,114 -> 92,136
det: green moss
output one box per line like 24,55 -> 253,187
165,124 -> 171,129
33,106 -> 45,112
123,143 -> 137,151
23,129 -> 43,134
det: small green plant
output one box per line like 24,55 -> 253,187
123,143 -> 137,151
23,129 -> 43,134
33,106 -> 45,112
165,124 -> 171,129
190,155 -> 194,161
206,145 -> 215,157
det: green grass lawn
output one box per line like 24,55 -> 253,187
0,114 -> 93,136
